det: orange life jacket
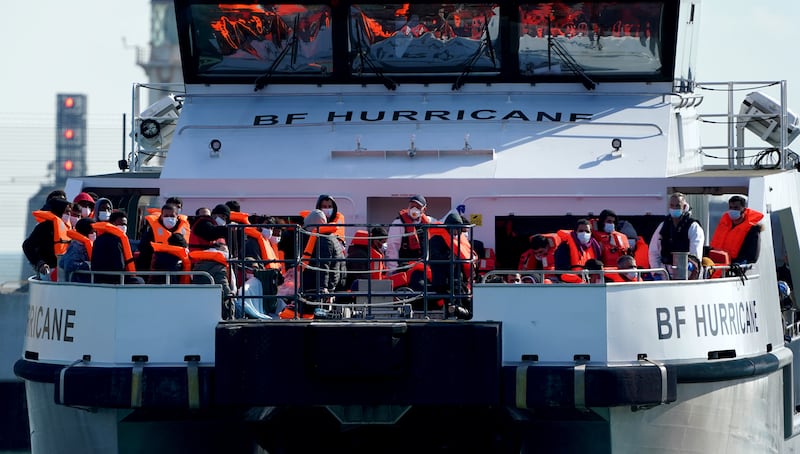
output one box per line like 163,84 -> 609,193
93,223 -> 136,272
278,307 -> 315,319
229,211 -> 251,224
188,216 -> 217,251
388,260 -> 433,289
32,210 -> 71,256
427,227 -> 476,284
557,230 -> 597,283
633,236 -> 650,269
146,215 -> 190,244
396,209 -> 435,255
244,227 -> 282,270
301,225 -> 339,267
592,230 -> 631,267
66,229 -> 93,259
189,250 -> 229,267
349,229 -> 386,279
710,208 -> 764,260
151,242 -> 191,284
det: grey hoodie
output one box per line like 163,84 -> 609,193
93,198 -> 113,222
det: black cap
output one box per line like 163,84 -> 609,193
211,204 -> 231,219
409,194 -> 427,207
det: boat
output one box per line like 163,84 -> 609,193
15,0 -> 800,452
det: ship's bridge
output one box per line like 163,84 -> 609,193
150,0 -> 702,183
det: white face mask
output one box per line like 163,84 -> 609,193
69,215 -> 80,227
604,222 -> 615,233
382,242 -> 388,251
62,214 -> 72,225
162,216 -> 177,229
577,231 -> 591,245
98,211 -> 111,221
261,229 -> 272,240
118,224 -> 128,235
626,272 -> 638,280
728,209 -> 742,221
214,216 -> 226,226
270,235 -> 281,244
409,207 -> 422,220
322,208 -> 333,218
88,232 -> 97,242
80,207 -> 91,217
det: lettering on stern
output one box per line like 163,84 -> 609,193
26,305 -> 76,343
253,110 -> 593,126
656,301 -> 758,340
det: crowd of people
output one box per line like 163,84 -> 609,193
22,189 -> 767,321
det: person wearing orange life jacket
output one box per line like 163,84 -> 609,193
92,211 -> 144,284
189,204 -> 230,251
710,195 -> 763,265
225,200 -> 251,225
345,227 -> 388,291
136,204 -> 191,271
386,194 -> 436,274
519,233 -> 561,271
190,240 -> 236,319
592,209 -> 632,267
298,209 -> 345,317
554,219 -> 603,283
23,195 -> 71,280
62,218 -> 96,283
243,215 -> 282,270
150,233 -> 191,284
427,212 -> 476,319
299,194 -> 346,245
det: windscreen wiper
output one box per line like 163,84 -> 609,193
548,37 -> 596,90
352,14 -> 397,90
452,17 -> 496,91
254,15 -> 301,91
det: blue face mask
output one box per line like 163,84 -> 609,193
669,208 -> 683,218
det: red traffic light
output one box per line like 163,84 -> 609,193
64,97 -> 75,109
63,160 -> 74,172
63,129 -> 75,140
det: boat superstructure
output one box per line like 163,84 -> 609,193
15,0 -> 800,452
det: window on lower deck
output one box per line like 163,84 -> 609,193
349,3 -> 501,75
517,1 -> 665,77
189,4 -> 333,77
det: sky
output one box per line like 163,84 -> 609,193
1,0 -> 800,258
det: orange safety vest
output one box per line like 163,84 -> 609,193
519,233 -> 561,271
93,223 -> 136,272
151,242 -> 191,283
301,225 -> 339,266
244,227 -> 282,270
300,210 -> 346,241
66,229 -> 93,259
592,230 -> 631,267
146,215 -> 191,244
349,230 -> 386,279
710,208 -> 764,260
32,210 -> 71,256
229,211 -> 251,224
